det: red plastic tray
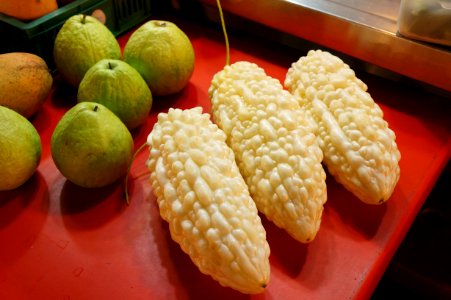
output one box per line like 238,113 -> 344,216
1,17 -> 450,300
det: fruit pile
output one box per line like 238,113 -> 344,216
0,14 -> 195,191
0,53 -> 51,191
0,3 -> 401,297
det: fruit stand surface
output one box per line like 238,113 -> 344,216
1,16 -> 450,300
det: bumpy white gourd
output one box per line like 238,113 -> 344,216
209,61 -> 327,243
147,107 -> 270,294
285,50 -> 401,204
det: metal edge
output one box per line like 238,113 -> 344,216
191,0 -> 451,94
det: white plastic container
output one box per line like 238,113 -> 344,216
398,0 -> 451,46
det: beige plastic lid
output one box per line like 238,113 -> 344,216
398,0 -> 451,47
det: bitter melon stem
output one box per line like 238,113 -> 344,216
216,0 -> 230,66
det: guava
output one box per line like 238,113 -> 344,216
53,14 -> 121,87
123,20 -> 195,96
51,102 -> 134,188
78,59 -> 152,129
0,105 -> 42,191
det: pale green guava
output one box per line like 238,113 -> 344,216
53,14 -> 121,87
123,20 -> 195,96
0,105 -> 42,191
51,102 -> 134,188
78,59 -> 152,129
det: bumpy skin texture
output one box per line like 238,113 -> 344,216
208,61 -> 327,243
285,50 -> 401,204
147,107 -> 270,294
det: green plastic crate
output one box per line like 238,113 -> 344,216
0,0 -> 152,70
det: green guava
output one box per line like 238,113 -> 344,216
123,20 -> 195,96
53,14 -> 121,87
51,102 -> 134,188
0,105 -> 42,191
78,59 -> 152,129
